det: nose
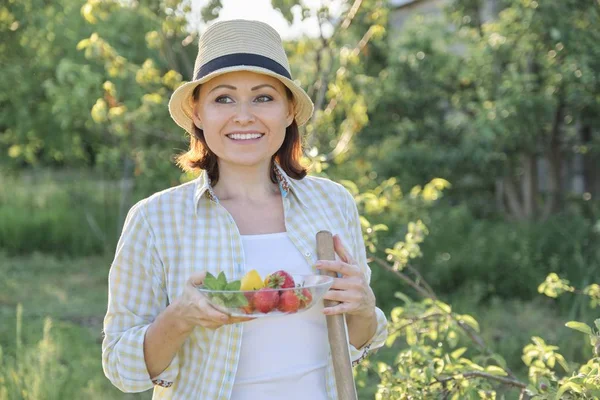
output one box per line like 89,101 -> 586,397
233,102 -> 255,125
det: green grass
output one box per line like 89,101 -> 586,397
0,170 -> 122,257
0,252 -> 151,400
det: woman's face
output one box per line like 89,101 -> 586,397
193,71 -> 294,169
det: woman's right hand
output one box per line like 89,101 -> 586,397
171,272 -> 253,332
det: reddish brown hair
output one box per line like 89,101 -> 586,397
176,85 -> 307,185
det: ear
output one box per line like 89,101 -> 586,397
285,101 -> 294,127
191,106 -> 203,130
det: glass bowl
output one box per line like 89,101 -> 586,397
196,274 -> 334,318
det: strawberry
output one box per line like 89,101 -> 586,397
253,288 -> 280,313
298,288 -> 313,309
264,270 -> 295,289
278,290 -> 301,313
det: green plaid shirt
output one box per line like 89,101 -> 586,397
102,163 -> 388,399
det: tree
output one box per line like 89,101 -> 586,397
1,0 -> 104,168
454,0 -> 600,220
363,0 -> 600,221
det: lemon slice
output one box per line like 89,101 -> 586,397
240,269 -> 264,291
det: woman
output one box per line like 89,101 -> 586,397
102,19 -> 388,400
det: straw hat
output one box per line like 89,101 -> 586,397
168,19 -> 314,134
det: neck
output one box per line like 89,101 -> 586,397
213,160 -> 279,202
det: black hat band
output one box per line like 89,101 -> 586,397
195,53 -> 292,81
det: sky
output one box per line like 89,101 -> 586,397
190,0 -> 343,39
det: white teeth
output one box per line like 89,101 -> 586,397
228,133 -> 263,140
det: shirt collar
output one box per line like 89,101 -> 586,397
193,170 -> 218,208
193,162 -> 308,215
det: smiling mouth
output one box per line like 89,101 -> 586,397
226,133 -> 265,141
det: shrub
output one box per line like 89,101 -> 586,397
0,171 -> 121,257
416,205 -> 600,302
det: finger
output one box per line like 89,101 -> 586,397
323,302 -> 356,316
329,277 -> 364,291
187,271 -> 207,287
200,319 -> 225,330
202,314 -> 253,329
323,289 -> 361,304
227,316 -> 255,324
199,297 -> 252,324
197,298 -> 231,322
333,234 -> 357,265
315,260 -> 361,277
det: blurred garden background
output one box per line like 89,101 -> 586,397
1,0 -> 599,398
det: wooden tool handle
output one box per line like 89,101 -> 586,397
316,231 -> 358,400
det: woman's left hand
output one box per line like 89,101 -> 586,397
315,235 -> 376,318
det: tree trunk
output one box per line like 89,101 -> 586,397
540,97 -> 565,221
521,153 -> 538,219
581,123 -> 599,198
503,170 -> 526,220
495,178 -> 506,215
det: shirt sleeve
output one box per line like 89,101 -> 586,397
102,200 -> 180,392
340,185 -> 389,365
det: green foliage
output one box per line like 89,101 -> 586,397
75,0 -> 190,186
339,165 -> 599,397
363,0 -> 600,220
539,273 -> 575,299
415,205 -> 600,302
1,0 -> 104,167
271,0 -> 308,24
0,254 -> 149,399
0,171 -> 121,256
283,0 -> 389,170
200,0 -> 223,22
373,294 -> 524,398
455,0 -> 600,153
333,174 -> 452,312
461,297 -> 591,382
519,317 -> 600,399
0,307 -> 68,400
355,203 -> 600,398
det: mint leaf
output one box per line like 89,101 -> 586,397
211,296 -> 226,308
204,272 -> 218,289
217,271 -> 227,289
237,293 -> 249,306
226,293 -> 248,308
226,280 -> 241,291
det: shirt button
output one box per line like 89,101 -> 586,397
305,251 -> 311,257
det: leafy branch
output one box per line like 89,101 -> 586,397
352,178 -> 599,398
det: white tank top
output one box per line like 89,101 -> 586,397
230,232 -> 329,400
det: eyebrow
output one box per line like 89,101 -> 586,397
208,83 -> 278,94
209,84 -> 236,94
251,84 -> 277,91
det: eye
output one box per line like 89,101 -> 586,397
255,95 -> 273,103
215,95 -> 233,104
